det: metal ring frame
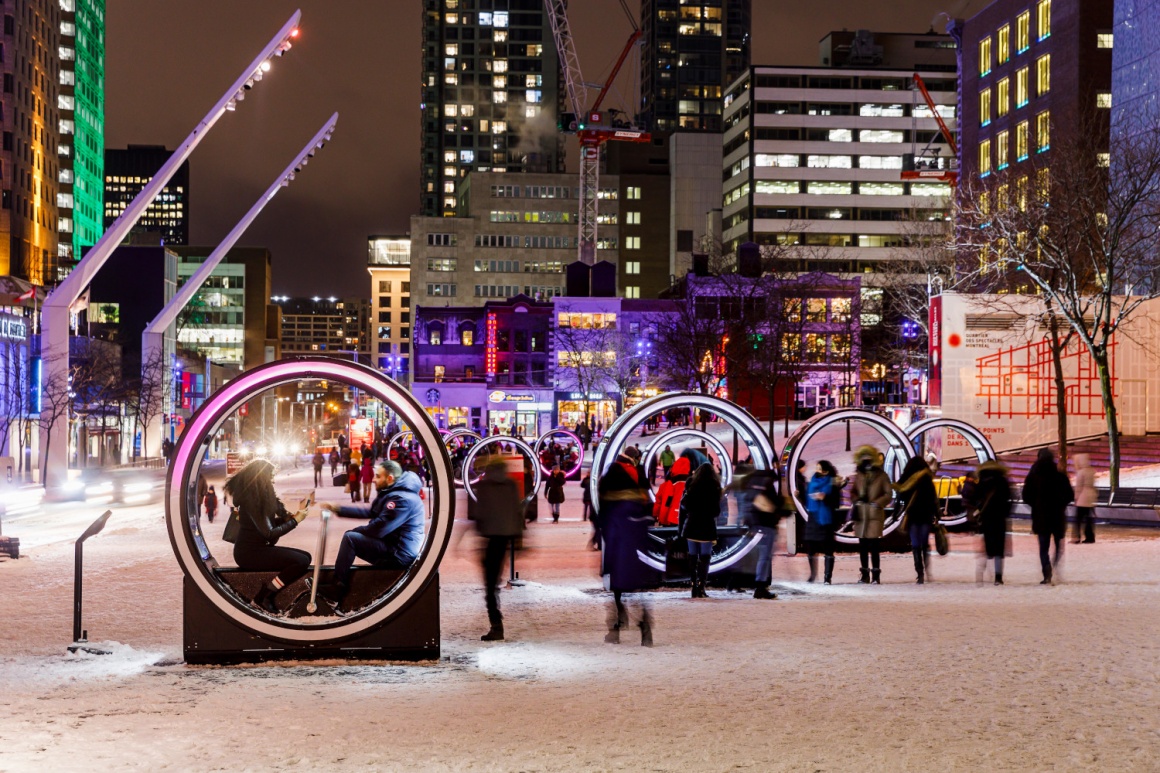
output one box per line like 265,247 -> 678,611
166,358 -> 455,643
781,408 -> 915,544
642,427 -> 735,496
386,430 -> 418,460
461,435 -> 543,509
903,417 -> 997,527
589,392 -> 775,574
443,428 -> 483,486
532,428 -> 585,479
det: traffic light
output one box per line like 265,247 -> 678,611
558,112 -> 578,133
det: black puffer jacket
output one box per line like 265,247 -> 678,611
678,463 -> 722,542
1023,449 -> 1074,537
894,457 -> 938,527
233,487 -> 297,548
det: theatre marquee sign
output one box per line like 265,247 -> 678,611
0,313 -> 28,342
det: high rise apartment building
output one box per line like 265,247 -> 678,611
720,31 -> 958,271
367,235 -> 412,379
273,296 -> 371,364
56,0 -> 104,277
0,0 -> 61,285
1112,0 -> 1158,139
410,170 -> 620,309
104,145 -> 189,245
960,0 -> 1113,182
640,0 -> 751,133
419,0 -> 565,218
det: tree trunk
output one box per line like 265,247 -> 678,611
1094,348 -> 1120,491
1047,312 -> 1069,472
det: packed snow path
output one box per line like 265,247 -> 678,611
1,467 -> 1158,771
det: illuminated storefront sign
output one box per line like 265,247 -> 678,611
485,312 -> 497,376
0,313 -> 28,342
488,390 -> 535,403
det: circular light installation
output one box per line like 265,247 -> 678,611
588,392 -> 775,574
781,408 -> 915,544
641,428 -> 735,496
903,417 -> 997,526
461,435 -> 543,509
443,428 -> 483,487
386,430 -> 417,459
532,428 -> 585,479
165,358 -> 455,643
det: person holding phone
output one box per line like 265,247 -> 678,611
223,459 -> 314,615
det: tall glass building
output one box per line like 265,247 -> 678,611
57,0 -> 105,280
1112,0 -> 1160,139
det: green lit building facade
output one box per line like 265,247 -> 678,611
57,0 -> 105,279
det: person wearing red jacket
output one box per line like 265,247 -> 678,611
653,456 -> 692,526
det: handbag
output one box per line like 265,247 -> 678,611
934,522 -> 950,556
343,482 -> 351,494
222,506 -> 241,544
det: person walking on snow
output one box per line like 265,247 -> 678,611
545,465 -> 566,522
599,453 -> 658,646
895,455 -> 939,584
852,446 -> 891,585
1072,453 -> 1097,544
1023,447 -> 1074,584
312,450 -> 325,487
974,460 -> 1012,585
472,458 -> 524,642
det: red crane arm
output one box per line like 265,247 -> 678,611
590,29 -> 642,113
913,72 -> 958,156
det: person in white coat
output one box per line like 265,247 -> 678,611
1072,453 -> 1097,544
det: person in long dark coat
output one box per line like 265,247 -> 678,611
974,460 -> 1011,585
1022,447 -> 1074,584
895,455 -> 939,584
545,465 -> 566,522
473,458 -> 524,641
679,462 -> 721,598
599,454 -> 658,646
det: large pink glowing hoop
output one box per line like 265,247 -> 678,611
533,428 -> 585,479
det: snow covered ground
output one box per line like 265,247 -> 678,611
2,449 -> 1160,771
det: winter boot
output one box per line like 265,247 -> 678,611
318,581 -> 349,607
753,583 -> 777,599
913,549 -> 925,584
870,569 -> 881,585
807,555 -> 818,583
994,573 -> 1004,585
481,624 -> 505,642
698,556 -> 712,596
858,568 -> 870,584
252,582 -> 282,615
604,623 -> 621,644
1040,567 -> 1052,585
823,556 -> 835,585
640,613 -> 653,647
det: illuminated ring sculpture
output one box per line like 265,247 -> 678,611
386,430 -> 419,460
461,435 -> 543,510
781,408 -> 914,544
903,417 -> 996,527
590,392 -> 775,574
442,428 -> 482,487
532,428 -> 585,479
166,357 -> 455,643
642,428 -> 735,497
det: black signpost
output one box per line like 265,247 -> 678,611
68,510 -> 113,655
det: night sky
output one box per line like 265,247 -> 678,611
106,0 -> 974,297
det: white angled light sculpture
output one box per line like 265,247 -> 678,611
139,113 -> 338,459
39,11 -> 303,491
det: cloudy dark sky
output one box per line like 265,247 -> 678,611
106,0 -> 979,297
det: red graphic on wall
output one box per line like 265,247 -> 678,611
975,337 -> 1116,419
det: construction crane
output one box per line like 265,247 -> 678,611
901,72 -> 959,186
543,0 -> 651,264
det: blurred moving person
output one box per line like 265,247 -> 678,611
473,458 -> 524,642
360,454 -> 375,502
599,453 -> 658,646
312,450 -> 325,487
974,461 -> 1012,585
203,485 -> 218,525
895,455 -> 939,584
1072,453 -> 1097,544
742,466 -> 783,599
1023,448 -> 1074,585
804,460 -> 840,584
852,446 -> 891,585
680,462 -> 722,598
545,465 -> 566,523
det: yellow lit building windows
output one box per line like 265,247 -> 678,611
1038,0 -> 1051,41
1017,11 -> 1030,53
998,77 -> 1010,116
1017,175 -> 1029,211
998,24 -> 1011,63
1036,54 -> 1051,96
980,139 -> 992,176
980,88 -> 992,126
1097,32 -> 1113,49
1037,167 -> 1050,200
997,130 -> 1010,170
979,36 -> 992,75
1097,92 -> 1111,108
1036,111 -> 1051,152
1016,67 -> 1029,107
1016,120 -> 1030,160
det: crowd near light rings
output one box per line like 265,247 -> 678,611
781,408 -> 914,544
461,435 -> 543,509
589,392 -> 775,574
443,428 -> 483,486
903,417 -> 997,527
641,427 -> 735,497
533,428 -> 585,479
386,430 -> 418,460
165,357 -> 455,643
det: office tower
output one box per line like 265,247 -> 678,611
57,0 -> 104,279
419,0 -> 565,218
1112,0 -> 1157,139
104,145 -> 189,245
367,235 -> 412,379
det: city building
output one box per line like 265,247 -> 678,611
604,136 -> 672,298
419,0 -> 564,218
57,0 -> 105,278
960,0 -> 1114,181
170,246 -> 279,371
639,0 -> 751,133
720,30 -> 958,273
409,170 -> 619,309
272,296 -> 371,365
367,235 -> 412,380
1112,0 -> 1158,139
0,0 -> 61,286
104,145 -> 189,245
0,279 -> 35,463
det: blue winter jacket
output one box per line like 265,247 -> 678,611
806,473 -> 834,526
336,471 -> 426,565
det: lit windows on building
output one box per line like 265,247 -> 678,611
979,36 -> 992,76
859,129 -> 904,143
1097,92 -> 1111,108
808,181 -> 852,195
1016,67 -> 1029,107
1036,167 -> 1050,200
1036,111 -> 1051,152
980,139 -> 992,176
624,286 -> 640,299
1016,11 -> 1030,53
998,24 -> 1010,63
997,130 -> 1009,170
998,78 -> 1010,116
1016,120 -> 1030,160
1036,55 -> 1051,96
1037,0 -> 1051,41
626,211 -> 641,225
428,283 -> 457,297
427,258 -> 457,272
625,261 -> 641,274
1097,32 -> 1113,49
980,88 -> 992,126
625,236 -> 641,250
626,186 -> 641,200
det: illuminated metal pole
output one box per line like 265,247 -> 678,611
39,11 -> 303,492
139,114 -> 337,459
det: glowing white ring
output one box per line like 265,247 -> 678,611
165,358 -> 454,643
443,429 -> 482,487
461,435 -> 542,508
532,428 -> 585,479
781,408 -> 914,543
903,417 -> 996,527
636,532 -> 763,575
386,430 -> 418,460
642,428 -> 735,497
